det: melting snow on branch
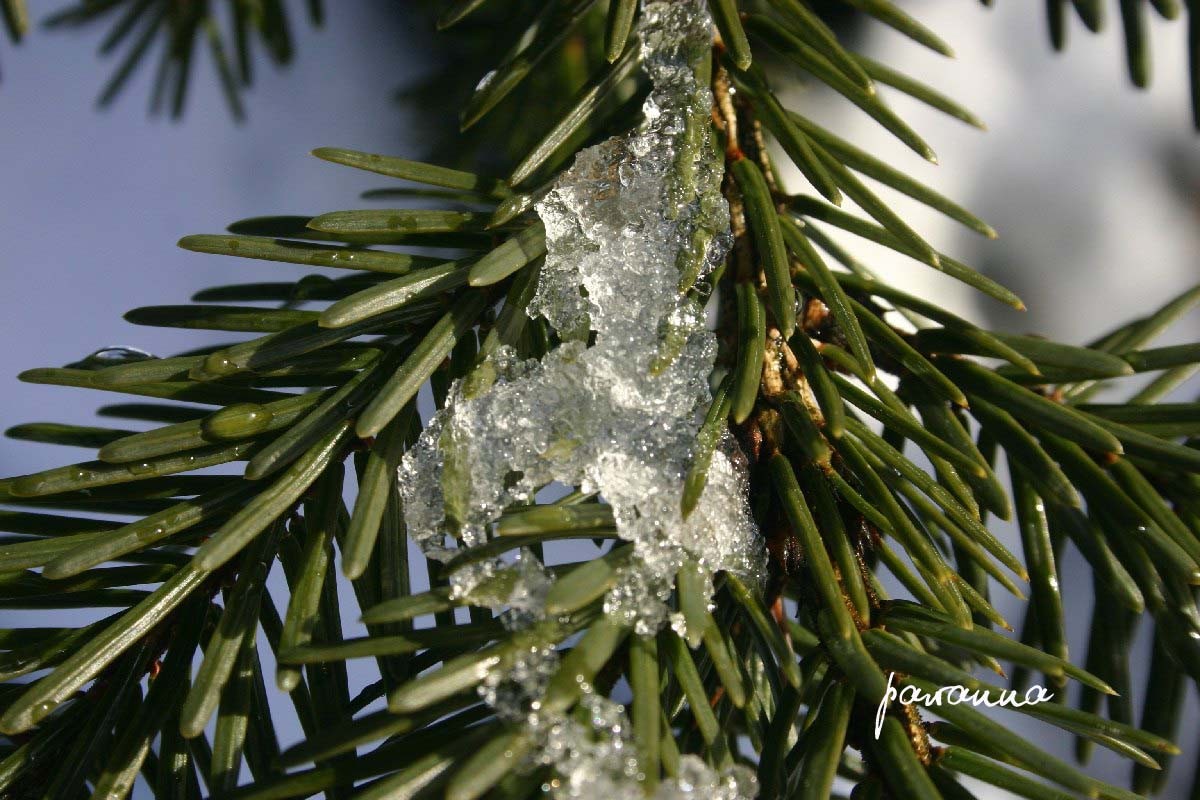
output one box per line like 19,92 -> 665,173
398,1 -> 762,796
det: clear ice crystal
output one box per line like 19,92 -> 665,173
656,757 -> 758,800
535,694 -> 641,798
397,1 -> 763,797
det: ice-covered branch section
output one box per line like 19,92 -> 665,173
398,1 -> 762,796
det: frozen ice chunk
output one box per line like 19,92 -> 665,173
397,1 -> 763,796
655,757 -> 758,800
399,0 -> 763,637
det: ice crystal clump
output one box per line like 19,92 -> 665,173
535,694 -> 641,798
397,1 -> 761,797
399,0 -> 763,634
655,757 -> 758,800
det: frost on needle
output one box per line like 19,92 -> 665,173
398,1 -> 762,796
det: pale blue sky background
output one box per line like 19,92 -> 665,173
0,3 -> 421,477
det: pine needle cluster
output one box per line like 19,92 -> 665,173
1,2 -> 1199,799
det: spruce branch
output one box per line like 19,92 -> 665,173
1,2 -> 1200,800
39,0 -> 325,118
